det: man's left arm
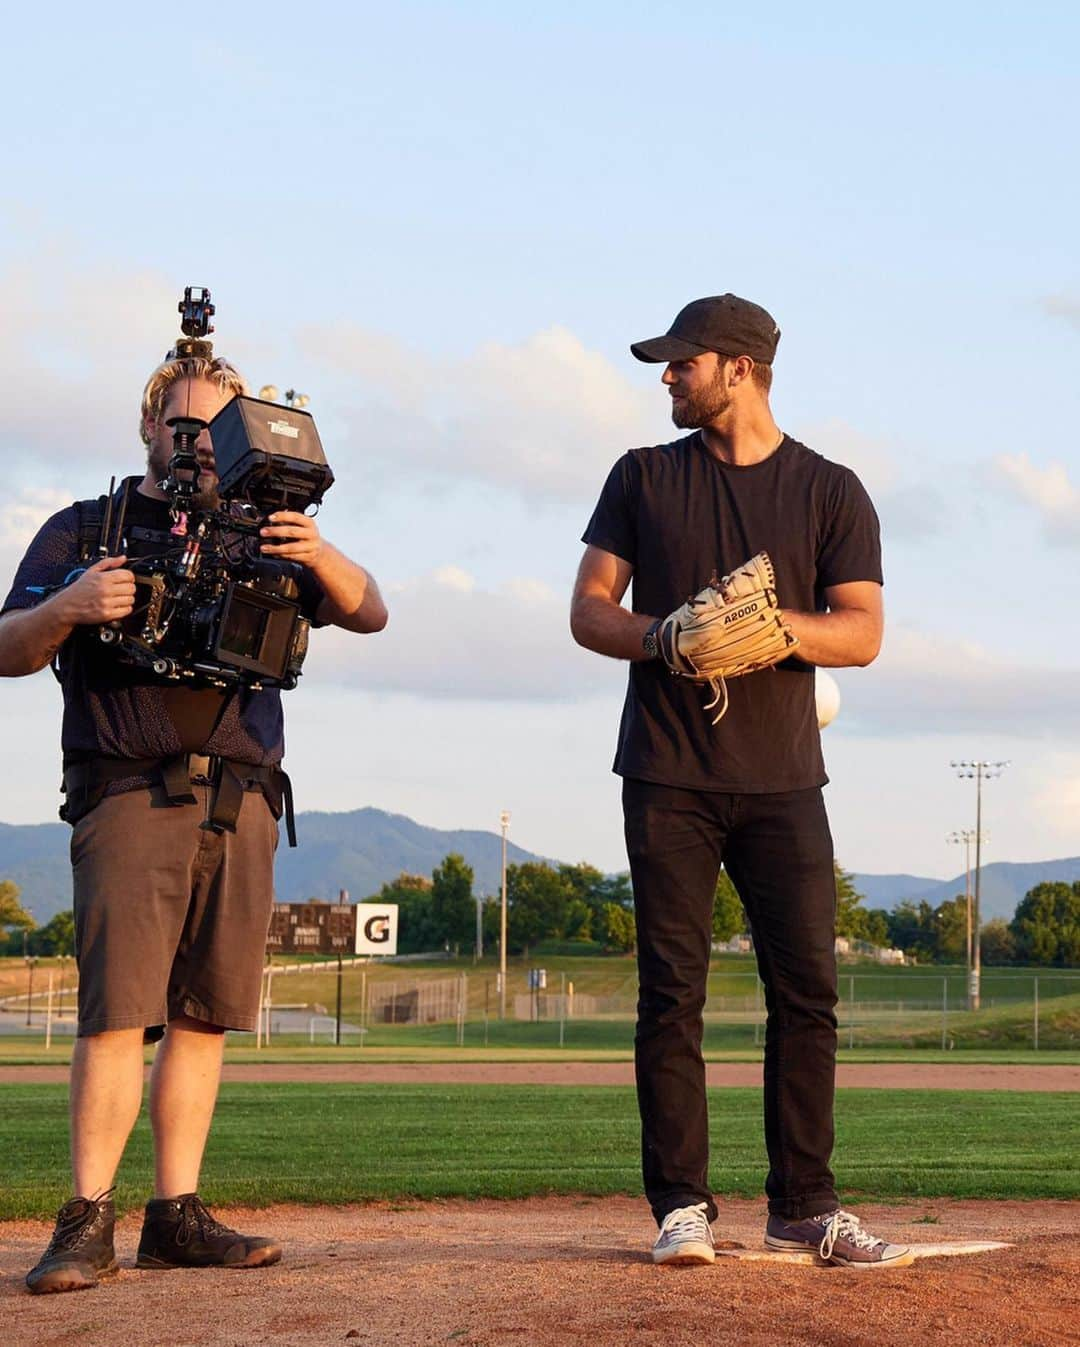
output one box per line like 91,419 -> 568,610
780,582 -> 883,668
260,511 -> 388,634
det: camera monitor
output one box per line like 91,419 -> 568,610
209,395 -> 334,514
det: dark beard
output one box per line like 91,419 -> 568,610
671,371 -> 732,429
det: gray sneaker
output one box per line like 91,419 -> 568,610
652,1202 -> 716,1266
765,1209 -> 914,1269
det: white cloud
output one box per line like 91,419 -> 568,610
1041,295 -> 1080,330
994,453 -> 1080,545
794,418 -> 945,539
0,486 -> 77,602
303,566 -> 625,702
1031,772 -> 1080,842
835,624 -> 1080,737
0,251 -> 180,470
299,321 -> 657,503
0,488 -> 74,548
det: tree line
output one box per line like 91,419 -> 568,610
374,855 -> 637,956
2,866 -> 1078,967
836,871 -> 1080,967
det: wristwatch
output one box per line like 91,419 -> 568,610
642,618 -> 662,660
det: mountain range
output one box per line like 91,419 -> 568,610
0,808 -> 551,924
1,807 -> 1075,927
850,859 -> 1080,923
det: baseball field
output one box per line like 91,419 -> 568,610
2,956 -> 1078,1346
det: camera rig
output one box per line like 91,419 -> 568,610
81,286 -> 335,692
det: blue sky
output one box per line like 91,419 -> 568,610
2,3 -> 1079,881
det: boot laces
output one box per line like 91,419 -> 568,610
818,1210 -> 883,1260
44,1188 -> 114,1256
176,1195 -> 233,1246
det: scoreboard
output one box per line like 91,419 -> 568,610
266,901 -> 399,955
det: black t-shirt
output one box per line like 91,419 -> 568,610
581,432 -> 883,793
1,488 -> 326,777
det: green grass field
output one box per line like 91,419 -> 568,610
6,952 -> 1078,1012
1,1084 -> 1076,1219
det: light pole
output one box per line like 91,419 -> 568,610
499,810 -> 511,1021
950,761 -> 1009,1010
946,829 -> 976,1003
25,955 -> 36,1027
258,385 -> 310,410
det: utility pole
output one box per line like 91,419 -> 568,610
499,810 -> 511,1020
950,761 -> 1009,1010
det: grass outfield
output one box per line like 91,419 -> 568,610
1,1084 -> 1076,1219
5,953 -> 1078,1011
2,1033 -> 1079,1067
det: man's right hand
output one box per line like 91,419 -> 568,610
55,555 -> 136,625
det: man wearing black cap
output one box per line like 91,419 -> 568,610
570,294 -> 910,1269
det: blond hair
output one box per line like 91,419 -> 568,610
139,355 -> 248,445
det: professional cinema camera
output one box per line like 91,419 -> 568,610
81,286 -> 335,691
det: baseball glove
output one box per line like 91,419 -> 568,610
658,552 -> 798,722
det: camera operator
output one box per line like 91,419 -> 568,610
1,351 -> 387,1295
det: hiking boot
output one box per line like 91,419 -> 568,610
136,1193 -> 282,1269
765,1209 -> 914,1269
652,1202 -> 716,1266
26,1190 -> 118,1294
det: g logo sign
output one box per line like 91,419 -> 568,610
354,904 -> 399,955
364,915 -> 390,944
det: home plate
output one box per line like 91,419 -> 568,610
713,1241 -> 1013,1264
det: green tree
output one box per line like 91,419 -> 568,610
506,863 -> 572,956
557,862 -> 606,908
431,853 -> 476,951
1010,882 -> 1080,966
886,899 -> 936,963
981,918 -> 1016,966
863,908 -> 891,948
834,864 -> 886,945
0,879 -> 35,953
376,872 -> 438,955
932,896 -> 969,964
712,870 -> 745,943
28,909 -> 75,957
591,872 -> 633,908
563,898 -> 593,942
598,902 -> 636,953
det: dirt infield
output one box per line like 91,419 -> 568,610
4,1196 -> 1078,1347
4,1061 -> 1079,1089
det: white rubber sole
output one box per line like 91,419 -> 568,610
764,1236 -> 915,1269
653,1242 -> 716,1266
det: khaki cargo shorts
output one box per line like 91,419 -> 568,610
71,783 -> 278,1039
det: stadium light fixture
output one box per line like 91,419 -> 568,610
950,762 -> 1009,1010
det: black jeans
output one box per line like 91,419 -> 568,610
622,778 -> 839,1224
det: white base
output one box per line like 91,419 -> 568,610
713,1240 -> 1013,1265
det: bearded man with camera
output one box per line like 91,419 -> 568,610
1,310 -> 387,1294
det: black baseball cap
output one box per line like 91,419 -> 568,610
631,294 -> 780,365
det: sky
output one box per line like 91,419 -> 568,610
2,2 -> 1079,881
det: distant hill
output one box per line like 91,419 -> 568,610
0,821 -> 73,926
852,857 -> 1080,923
0,808 -> 555,925
5,806 -> 1079,930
